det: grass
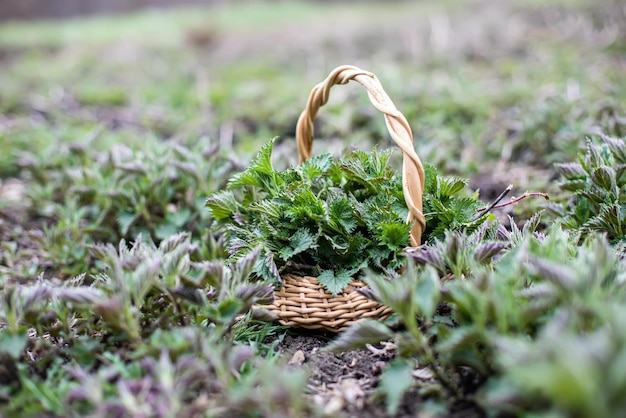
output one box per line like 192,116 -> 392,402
1,0 -> 626,416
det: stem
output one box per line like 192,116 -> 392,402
473,185 -> 549,221
417,332 -> 463,399
473,184 -> 512,221
405,315 -> 463,399
490,191 -> 550,209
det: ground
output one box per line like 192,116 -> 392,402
0,0 -> 625,416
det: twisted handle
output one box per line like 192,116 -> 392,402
295,65 -> 425,246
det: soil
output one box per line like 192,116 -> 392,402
0,179 -> 53,285
275,330 -> 484,418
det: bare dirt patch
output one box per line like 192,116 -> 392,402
275,330 -> 484,418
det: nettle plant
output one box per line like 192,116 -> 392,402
0,233 -> 311,417
16,136 -> 234,277
555,134 -> 626,242
20,136 -> 235,244
206,138 -> 489,295
330,223 -> 626,417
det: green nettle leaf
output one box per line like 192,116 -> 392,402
328,196 -> 358,234
591,166 -> 616,191
206,191 -> 239,222
227,170 -> 263,189
557,135 -> 626,242
439,176 -> 468,196
415,266 -> 441,320
379,222 -> 412,249
317,269 -> 355,297
249,137 -> 277,175
254,248 -> 281,284
380,359 -> 414,416
117,211 -> 138,236
217,298 -> 244,322
278,228 -> 317,260
300,153 -> 333,181
0,330 -> 28,359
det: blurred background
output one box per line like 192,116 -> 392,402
1,0 -> 213,21
0,0 -> 624,196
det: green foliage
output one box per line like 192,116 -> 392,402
0,233 -> 311,417
422,165 -> 488,240
556,134 -> 626,242
2,1 -> 625,416
207,138 -> 487,294
330,221 -> 626,416
21,136 -> 234,244
490,304 -> 626,418
15,136 -> 234,277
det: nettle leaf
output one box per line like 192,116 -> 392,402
560,178 -> 588,192
235,283 -> 274,306
227,169 -> 263,189
299,153 -> 333,182
422,163 -> 488,240
591,166 -> 616,192
279,228 -> 317,260
249,200 -> 283,219
233,246 -> 262,280
378,222 -> 412,249
450,197 -> 483,224
415,266 -> 441,320
317,269 -> 355,296
206,191 -> 239,222
439,176 -> 468,196
585,203 -> 624,239
555,162 -> 587,180
380,359 -> 414,416
254,248 -> 281,285
601,133 -> 626,164
474,241 -> 508,264
227,140 -> 282,192
424,164 -> 439,193
247,137 -> 276,175
117,211 -> 138,236
558,136 -> 626,241
364,273 -> 416,323
328,196 -> 358,234
342,148 -> 393,184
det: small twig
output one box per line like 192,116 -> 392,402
473,185 -> 550,221
473,184 -> 513,221
489,191 -> 550,210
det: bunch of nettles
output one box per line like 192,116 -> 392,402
207,138 -> 488,295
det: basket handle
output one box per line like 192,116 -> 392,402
295,65 -> 425,246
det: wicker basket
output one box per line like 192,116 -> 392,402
264,65 -> 426,332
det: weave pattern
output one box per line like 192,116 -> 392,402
266,274 -> 392,332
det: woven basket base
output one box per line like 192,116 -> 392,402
263,274 -> 392,333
